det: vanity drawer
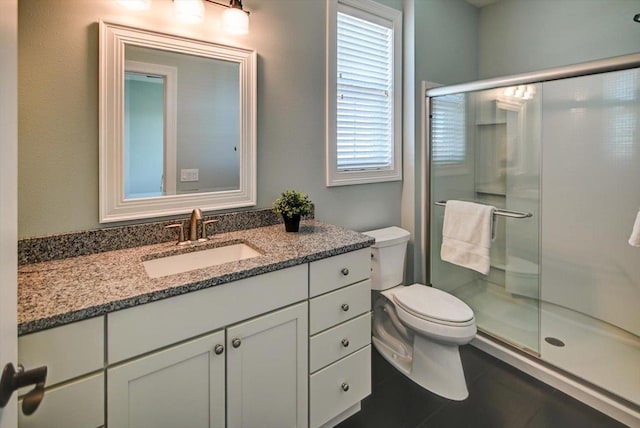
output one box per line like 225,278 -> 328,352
108,264 -> 307,363
310,345 -> 371,428
310,312 -> 371,373
18,317 -> 104,387
309,248 -> 371,297
18,373 -> 104,428
309,279 -> 370,335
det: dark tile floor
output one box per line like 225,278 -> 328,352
336,345 -> 628,428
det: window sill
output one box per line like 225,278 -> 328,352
326,169 -> 402,187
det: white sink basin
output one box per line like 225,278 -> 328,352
143,243 -> 262,278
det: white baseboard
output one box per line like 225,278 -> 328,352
472,335 -> 640,428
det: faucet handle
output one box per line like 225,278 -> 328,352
201,219 -> 219,241
165,224 -> 188,246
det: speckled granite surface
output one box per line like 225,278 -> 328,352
18,207 -> 313,265
18,220 -> 373,335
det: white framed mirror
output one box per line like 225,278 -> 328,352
99,21 -> 256,223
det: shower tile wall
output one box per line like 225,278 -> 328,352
540,67 -> 640,405
541,67 -> 640,337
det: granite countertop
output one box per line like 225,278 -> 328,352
18,220 -> 374,335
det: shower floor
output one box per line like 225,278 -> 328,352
450,280 -> 640,407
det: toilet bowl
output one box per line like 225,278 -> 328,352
364,227 -> 477,401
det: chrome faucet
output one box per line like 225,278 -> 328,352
189,208 -> 203,242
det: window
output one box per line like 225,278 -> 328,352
431,93 -> 466,165
326,0 -> 402,186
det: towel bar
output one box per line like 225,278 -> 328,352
434,201 -> 533,219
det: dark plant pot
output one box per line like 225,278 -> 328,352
283,214 -> 301,232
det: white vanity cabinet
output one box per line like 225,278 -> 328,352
18,246 -> 373,428
308,248 -> 372,428
106,265 -> 308,428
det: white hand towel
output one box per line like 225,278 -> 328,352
629,210 -> 640,247
441,200 -> 495,275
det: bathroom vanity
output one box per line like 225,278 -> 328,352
17,220 -> 373,428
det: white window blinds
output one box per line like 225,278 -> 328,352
336,11 -> 393,171
431,93 -> 466,165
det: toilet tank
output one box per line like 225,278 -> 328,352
363,226 -> 411,291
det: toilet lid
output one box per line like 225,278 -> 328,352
393,284 -> 474,324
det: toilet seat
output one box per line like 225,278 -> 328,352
392,284 -> 475,327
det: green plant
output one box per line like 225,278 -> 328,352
272,190 -> 313,219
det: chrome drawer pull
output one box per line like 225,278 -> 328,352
341,338 -> 350,348
232,338 -> 242,348
341,303 -> 350,312
214,344 -> 225,355
340,268 -> 349,276
341,382 -> 350,392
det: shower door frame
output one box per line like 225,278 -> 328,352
422,52 -> 640,426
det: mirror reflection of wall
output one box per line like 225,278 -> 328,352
125,72 -> 166,199
124,45 -> 241,199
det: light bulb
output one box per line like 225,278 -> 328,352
115,0 -> 151,11
222,7 -> 249,35
174,0 -> 205,24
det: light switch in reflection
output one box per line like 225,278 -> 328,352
180,169 -> 199,182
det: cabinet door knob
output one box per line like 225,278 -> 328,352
232,338 -> 242,348
214,344 -> 225,355
341,338 -> 350,348
341,303 -> 350,312
340,268 -> 350,276
341,382 -> 350,392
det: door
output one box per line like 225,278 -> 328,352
107,330 -> 226,428
227,302 -> 308,428
0,0 -> 18,427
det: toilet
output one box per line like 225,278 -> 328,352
363,226 -> 477,401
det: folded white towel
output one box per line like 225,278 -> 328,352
441,200 -> 495,275
629,210 -> 640,247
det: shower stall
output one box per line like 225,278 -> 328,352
425,54 -> 640,423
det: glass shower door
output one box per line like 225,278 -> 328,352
430,84 -> 542,355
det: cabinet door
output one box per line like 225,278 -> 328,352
227,302 -> 308,428
107,330 -> 225,428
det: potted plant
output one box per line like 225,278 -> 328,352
272,190 -> 313,232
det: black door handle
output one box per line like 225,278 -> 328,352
0,363 -> 47,415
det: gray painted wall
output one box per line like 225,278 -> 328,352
18,0 -> 404,238
409,0 -> 480,282
21,0 -> 550,245
478,0 -> 640,79
415,0 -> 480,86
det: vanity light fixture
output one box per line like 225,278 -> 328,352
173,0 -> 250,35
220,0 -> 250,35
174,0 -> 205,24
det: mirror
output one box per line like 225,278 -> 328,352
99,21 -> 256,223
